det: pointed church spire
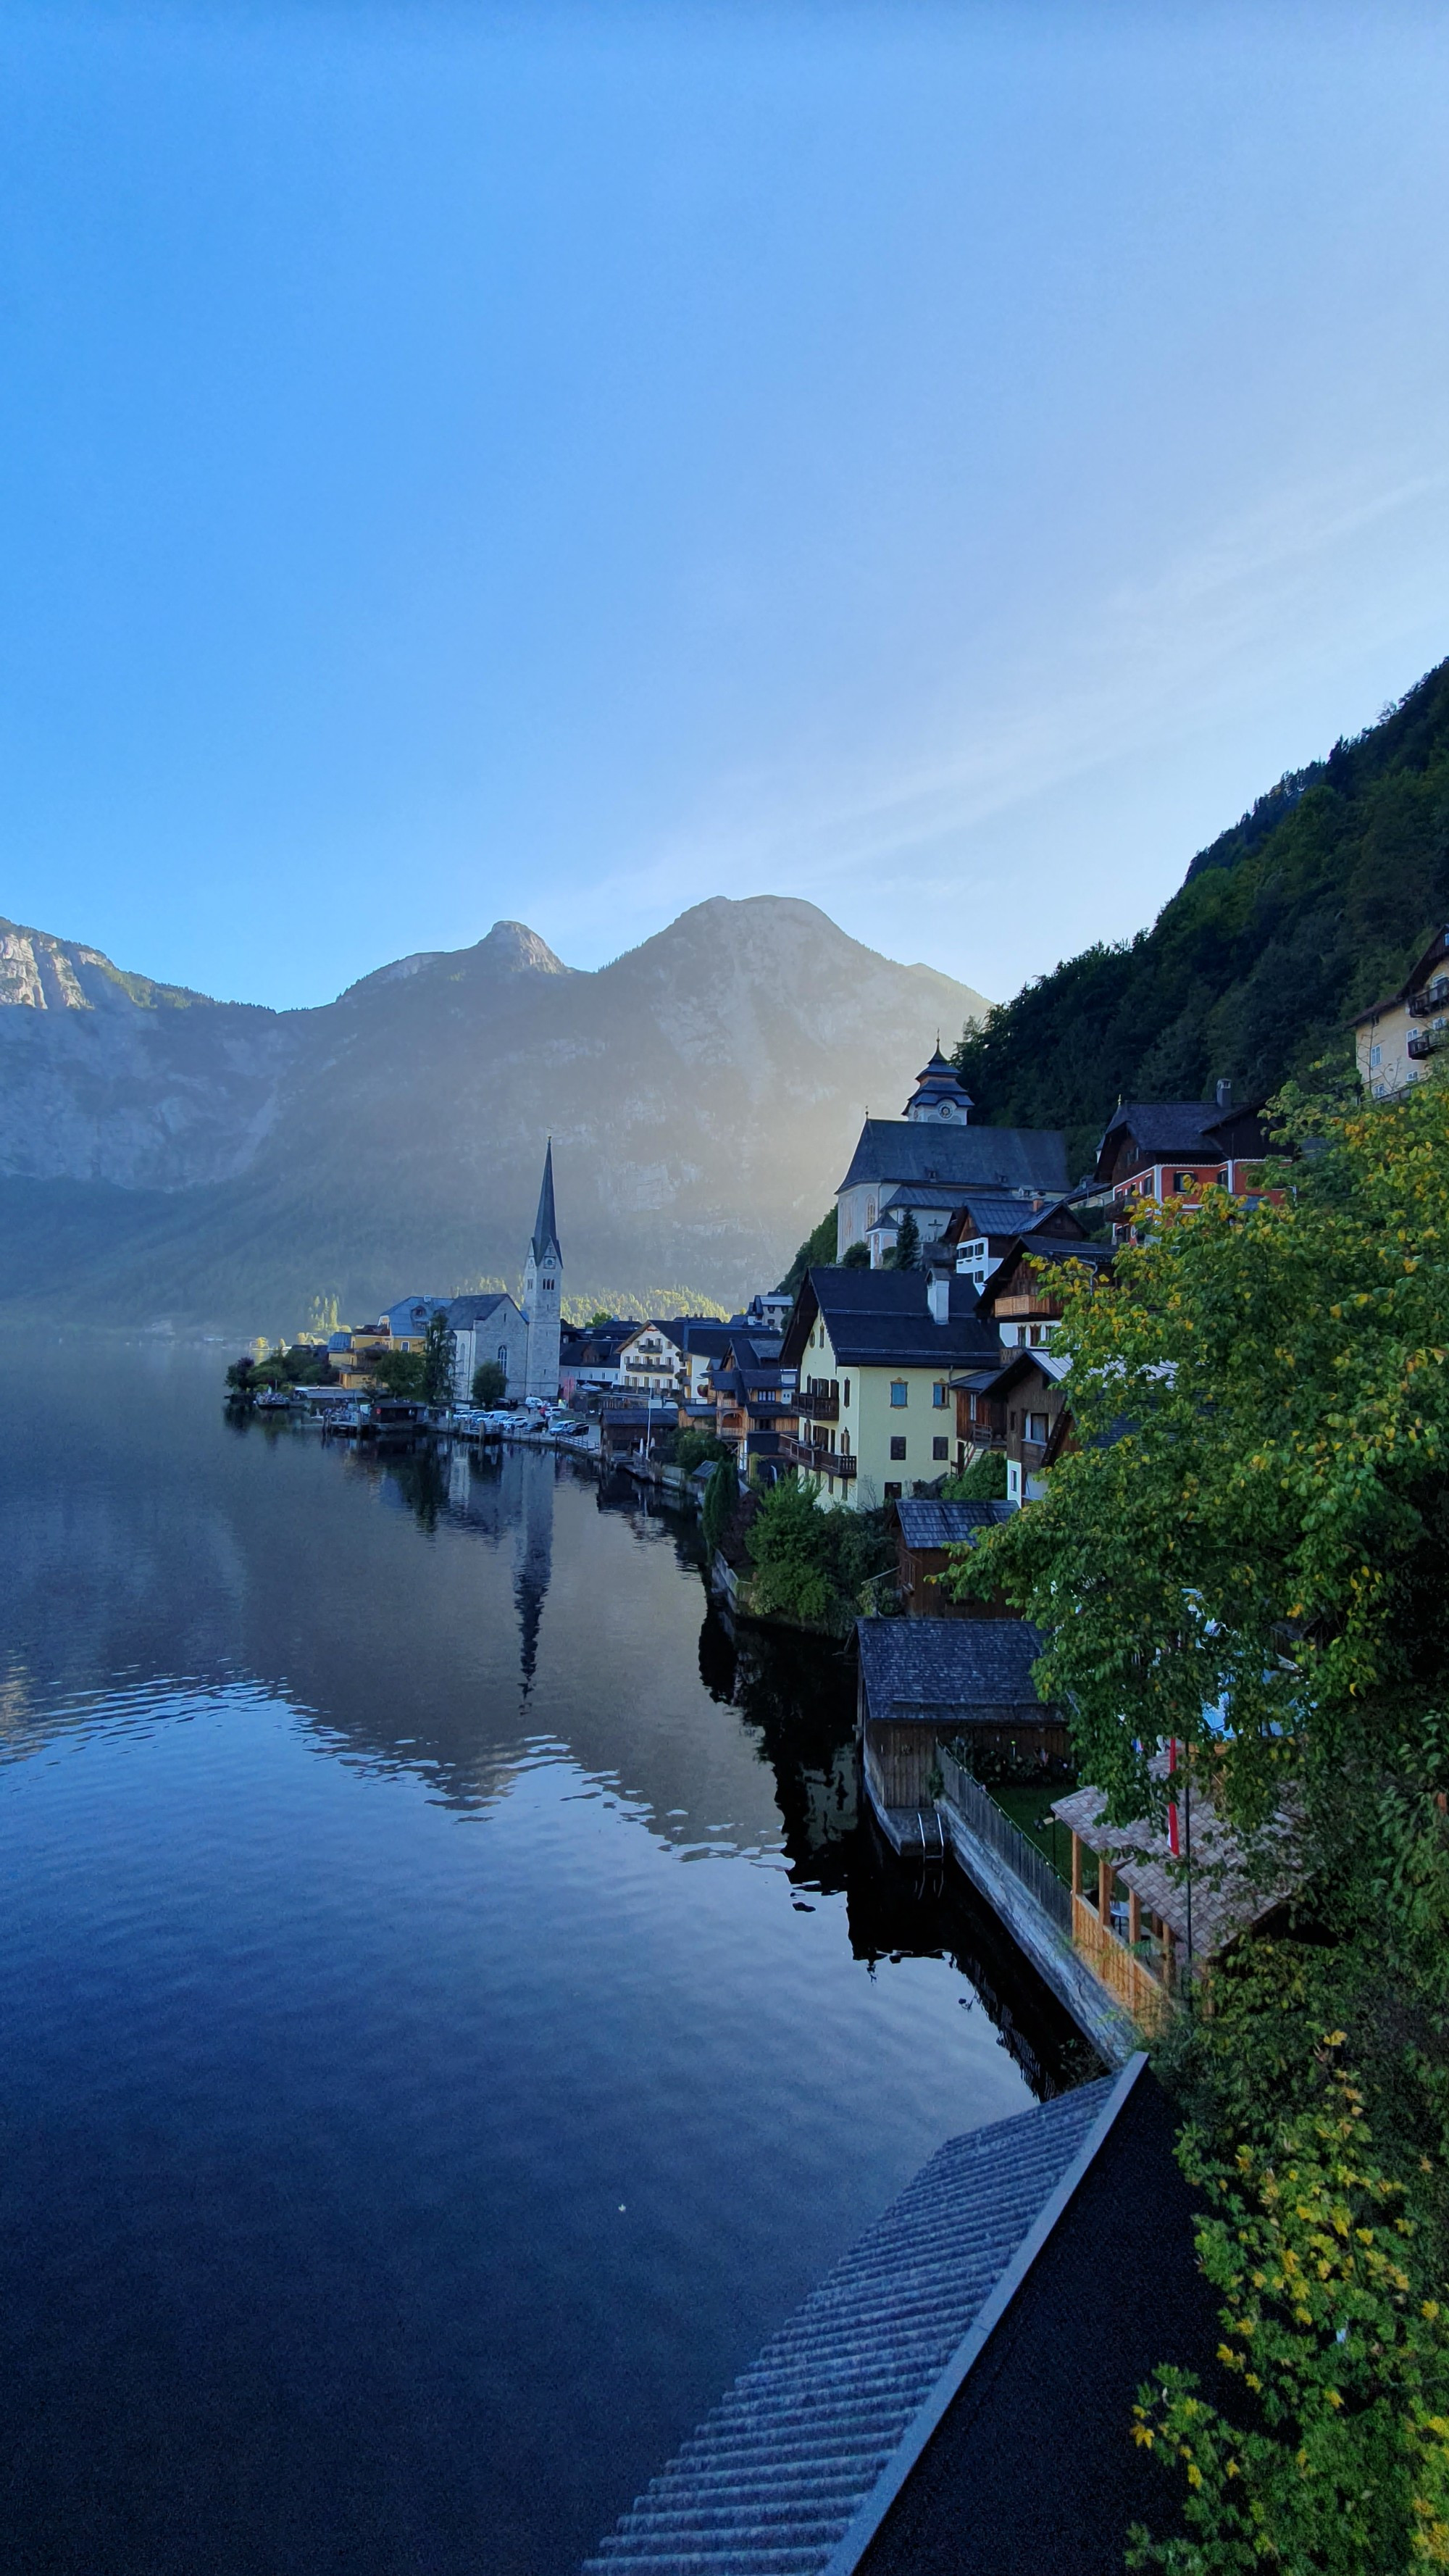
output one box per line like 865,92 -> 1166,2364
531,1138 -> 560,1263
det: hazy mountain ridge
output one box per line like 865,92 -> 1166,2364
0,897 -> 989,1330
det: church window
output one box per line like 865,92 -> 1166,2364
543,1277 -> 555,1291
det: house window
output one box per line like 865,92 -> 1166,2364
884,1481 -> 902,1500
843,1380 -> 850,1406
890,1435 -> 907,1461
1027,1411 -> 1049,1443
932,1436 -> 948,1462
1370,1043 -> 1382,1067
890,1381 -> 908,1408
932,1382 -> 947,1408
1174,1172 -> 1196,1194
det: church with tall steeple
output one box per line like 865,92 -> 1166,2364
443,1140 -> 564,1405
520,1139 -> 563,1402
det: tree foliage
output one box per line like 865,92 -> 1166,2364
372,1346 -> 427,1398
953,659 -> 1449,1173
946,1074 -> 1449,2567
746,1480 -> 894,1633
470,1359 -> 506,1407
940,1448 -> 1008,1501
421,1309 -> 456,1409
1126,2068 -> 1449,2575
776,1207 -> 840,1297
701,1457 -> 739,1559
888,1209 -> 920,1271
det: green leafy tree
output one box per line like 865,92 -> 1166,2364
701,1457 -> 739,1558
470,1359 -> 506,1407
888,1209 -> 920,1270
940,1449 -> 1008,1501
746,1480 -> 895,1633
675,1427 -> 731,1475
373,1347 -> 427,1398
422,1309 -> 456,1409
1127,2067 -> 1449,2574
588,1310 -> 614,1329
945,1074 -> 1449,2564
842,1241 -> 871,1269
775,1207 -> 840,1298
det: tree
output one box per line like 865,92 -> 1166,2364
422,1309 -> 456,1409
945,1074 -> 1449,2566
775,1207 -> 840,1296
373,1346 -> 427,1398
940,1449 -> 1008,1500
701,1458 -> 739,1558
888,1209 -> 920,1270
588,1311 -> 614,1329
842,1241 -> 871,1269
471,1359 -> 506,1407
675,1426 -> 730,1475
746,1480 -> 895,1633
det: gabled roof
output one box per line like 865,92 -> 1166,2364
839,1120 -> 1069,1197
857,1614 -> 1052,1715
582,2069 -> 1137,2576
984,1347 -> 1072,1400
896,1498 -> 1016,1549
940,1189 -> 1081,1239
1053,1771 -> 1298,1956
1093,1101 -> 1221,1183
782,1267 -> 999,1373
444,1291 -> 515,1328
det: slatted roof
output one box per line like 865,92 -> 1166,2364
895,1500 -> 1014,1550
582,2072 -> 1128,2576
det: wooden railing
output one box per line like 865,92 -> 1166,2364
938,1751 -> 1072,1934
1072,1895 -> 1174,2036
780,1434 -> 856,1479
796,1389 -> 840,1422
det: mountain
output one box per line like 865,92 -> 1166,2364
955,656 -> 1449,1168
0,899 -> 990,1331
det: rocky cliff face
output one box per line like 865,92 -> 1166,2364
0,899 -> 990,1328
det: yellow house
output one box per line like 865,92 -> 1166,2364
1351,926 -> 1449,1099
778,1267 -> 1000,1511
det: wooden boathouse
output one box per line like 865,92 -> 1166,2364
855,1617 -> 1066,1854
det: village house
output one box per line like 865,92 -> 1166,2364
855,1617 -> 1066,1849
778,1266 -> 999,1509
557,1319 -> 632,1399
1350,923 -> 1449,1099
834,1052 -> 1069,1259
938,1187 -> 1086,1286
1091,1086 -> 1275,1241
711,1325 -> 790,1475
893,1496 -> 1014,1617
615,1319 -> 693,1399
326,1320 -> 421,1389
973,1233 -> 1112,1352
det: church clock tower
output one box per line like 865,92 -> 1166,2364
521,1140 -> 563,1401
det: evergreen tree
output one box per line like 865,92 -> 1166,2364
888,1209 -> 920,1270
421,1309 -> 456,1409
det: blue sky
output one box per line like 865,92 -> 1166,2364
3,1 -> 1448,1014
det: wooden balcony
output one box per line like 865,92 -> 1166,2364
796,1388 -> 840,1422
780,1433 -> 856,1480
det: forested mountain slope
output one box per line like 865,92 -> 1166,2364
954,657 -> 1449,1170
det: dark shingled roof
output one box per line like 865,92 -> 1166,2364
840,1121 -> 1069,1197
791,1270 -> 999,1373
1093,1102 -> 1219,1179
444,1292 -> 512,1327
895,1499 -> 1015,1550
582,2071 -> 1127,2576
857,1617 -> 1051,1717
938,1189 -> 1075,1235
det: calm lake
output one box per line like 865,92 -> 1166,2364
0,1335 -> 1088,2574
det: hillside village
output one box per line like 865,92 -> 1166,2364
230,943 -> 1445,2090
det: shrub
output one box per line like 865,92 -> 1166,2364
471,1360 -> 506,1406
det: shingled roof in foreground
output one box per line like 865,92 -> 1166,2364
582,2064 -> 1139,2576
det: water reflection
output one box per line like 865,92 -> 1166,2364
0,1338 -> 1097,2575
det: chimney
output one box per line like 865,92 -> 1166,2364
1215,1077 -> 1233,1112
927,1270 -> 951,1325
